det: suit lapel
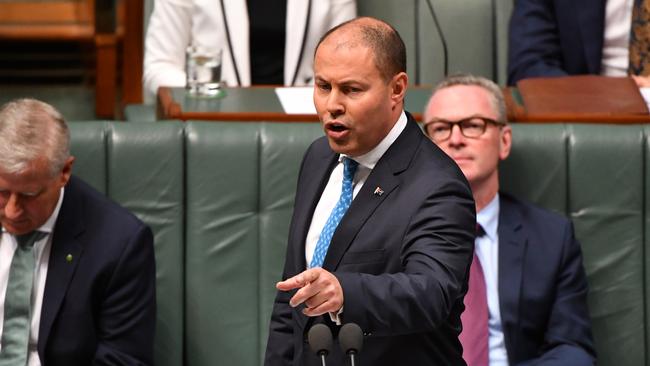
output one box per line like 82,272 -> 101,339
322,115 -> 422,270
575,0 -> 606,73
291,144 -> 338,272
38,178 -> 85,359
497,194 -> 527,361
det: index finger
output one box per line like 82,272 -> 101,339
276,268 -> 321,291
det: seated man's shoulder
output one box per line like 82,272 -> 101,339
500,192 -> 573,235
67,175 -> 150,233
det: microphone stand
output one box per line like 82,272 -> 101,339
348,352 -> 357,366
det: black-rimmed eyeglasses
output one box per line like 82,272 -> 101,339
424,116 -> 505,142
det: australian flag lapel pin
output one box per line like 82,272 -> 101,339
373,186 -> 384,197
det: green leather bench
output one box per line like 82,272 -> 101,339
68,121 -> 646,366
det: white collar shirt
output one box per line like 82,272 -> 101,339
0,187 -> 64,366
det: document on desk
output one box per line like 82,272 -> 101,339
275,87 -> 317,114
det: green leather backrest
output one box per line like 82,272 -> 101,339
502,124 -> 646,365
567,125 -> 645,366
183,121 -> 322,366
644,125 -> 650,366
68,121 -> 185,366
68,121 -> 646,366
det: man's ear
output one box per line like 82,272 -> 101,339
390,72 -> 408,109
59,156 -> 75,187
499,125 -> 512,161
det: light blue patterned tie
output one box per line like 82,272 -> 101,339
0,231 -> 46,366
310,157 -> 359,268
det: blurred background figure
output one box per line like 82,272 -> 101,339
508,0 -> 650,87
143,0 -> 356,99
424,74 -> 596,366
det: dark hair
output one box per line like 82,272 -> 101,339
315,17 -> 406,82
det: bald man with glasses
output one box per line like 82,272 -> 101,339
423,74 -> 596,366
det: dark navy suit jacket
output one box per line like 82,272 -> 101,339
36,176 -> 156,365
507,0 -> 607,85
265,113 -> 477,366
497,193 -> 595,365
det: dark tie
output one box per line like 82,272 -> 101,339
460,225 -> 489,366
629,0 -> 650,75
0,231 -> 47,366
310,157 -> 359,268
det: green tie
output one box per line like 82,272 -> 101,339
0,231 -> 47,366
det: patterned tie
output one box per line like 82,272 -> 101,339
310,157 -> 359,268
459,225 -> 489,366
629,0 -> 650,76
0,231 -> 47,366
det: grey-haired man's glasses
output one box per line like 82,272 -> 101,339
425,116 -> 505,142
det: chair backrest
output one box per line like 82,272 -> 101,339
68,121 -> 645,366
501,123 -> 646,366
69,121 -> 185,366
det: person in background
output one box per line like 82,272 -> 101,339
424,74 -> 596,365
508,0 -> 650,87
0,98 -> 156,365
144,0 -> 356,98
264,17 -> 476,366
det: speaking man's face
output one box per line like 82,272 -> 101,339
313,34 -> 404,157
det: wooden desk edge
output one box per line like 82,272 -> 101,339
157,86 -> 424,122
514,114 -> 650,123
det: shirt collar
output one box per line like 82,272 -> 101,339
40,187 -> 65,234
477,193 -> 499,242
340,110 -> 407,169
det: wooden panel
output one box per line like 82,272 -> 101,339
0,1 -> 93,24
0,0 -> 133,118
121,0 -> 143,104
95,33 -> 117,117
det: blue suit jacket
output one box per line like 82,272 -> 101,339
36,176 -> 156,365
497,193 -> 595,365
265,113 -> 476,366
507,0 -> 607,85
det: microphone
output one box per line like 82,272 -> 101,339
308,323 -> 333,366
339,323 -> 363,366
425,0 -> 449,77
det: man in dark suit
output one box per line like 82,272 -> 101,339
508,0 -> 650,87
423,74 -> 596,365
264,17 -> 476,366
0,98 -> 155,365
508,0 -> 606,85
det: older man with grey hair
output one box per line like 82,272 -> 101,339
424,74 -> 595,365
0,99 -> 155,365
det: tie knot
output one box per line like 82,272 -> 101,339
476,224 -> 486,238
15,230 -> 47,250
342,157 -> 358,181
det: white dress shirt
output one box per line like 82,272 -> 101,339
305,111 -> 407,266
0,188 -> 64,366
601,0 -> 634,76
476,193 -> 509,366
